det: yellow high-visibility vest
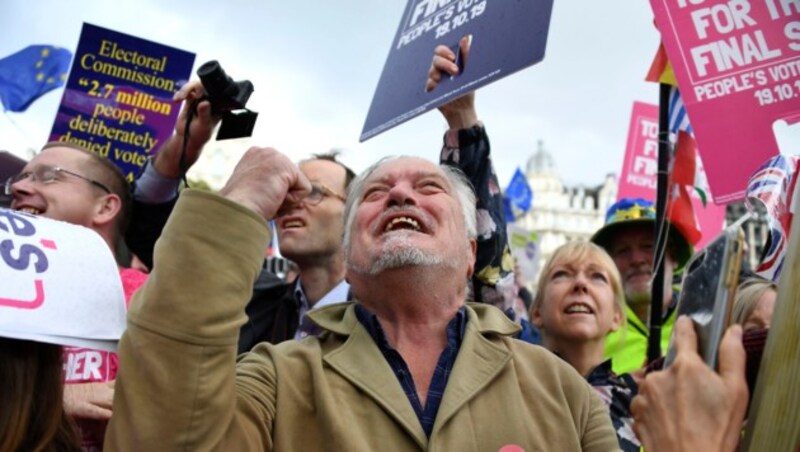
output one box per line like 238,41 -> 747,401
603,302 -> 677,375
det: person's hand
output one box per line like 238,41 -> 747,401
628,356 -> 659,386
628,365 -> 647,387
63,380 -> 115,420
219,147 -> 311,220
152,80 -> 221,178
425,36 -> 478,130
631,316 -> 748,452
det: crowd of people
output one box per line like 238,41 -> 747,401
0,41 -> 778,451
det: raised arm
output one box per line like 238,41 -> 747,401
107,147 -> 309,449
428,39 -> 514,310
125,81 -> 221,268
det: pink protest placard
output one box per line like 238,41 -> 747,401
618,102 -> 660,200
617,102 -> 727,250
650,0 -> 800,204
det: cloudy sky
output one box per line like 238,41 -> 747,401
0,0 -> 733,188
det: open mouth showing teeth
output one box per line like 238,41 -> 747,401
17,207 -> 42,215
565,304 -> 593,314
284,220 -> 304,229
384,216 -> 421,232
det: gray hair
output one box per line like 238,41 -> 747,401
342,156 -> 477,253
732,277 -> 777,326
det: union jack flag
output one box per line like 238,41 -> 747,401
668,88 -> 693,136
746,155 -> 800,281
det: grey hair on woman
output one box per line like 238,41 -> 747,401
732,277 -> 777,326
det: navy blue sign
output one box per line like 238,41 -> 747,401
49,23 -> 195,181
361,0 -> 554,141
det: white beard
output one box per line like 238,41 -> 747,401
348,230 -> 447,275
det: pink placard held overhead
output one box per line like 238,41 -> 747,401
650,0 -> 800,204
618,102 -> 660,200
617,102 -> 726,250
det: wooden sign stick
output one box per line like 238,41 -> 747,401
742,194 -> 800,450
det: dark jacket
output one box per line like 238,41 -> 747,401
237,272 -> 298,353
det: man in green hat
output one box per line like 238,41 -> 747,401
591,197 -> 693,375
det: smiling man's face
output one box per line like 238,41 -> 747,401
9,146 -> 105,228
345,157 -> 474,277
609,223 -> 675,304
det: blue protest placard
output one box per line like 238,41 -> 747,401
361,0 -> 554,141
49,23 -> 195,181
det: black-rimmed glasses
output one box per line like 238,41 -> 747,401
4,165 -> 112,196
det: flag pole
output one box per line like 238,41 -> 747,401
648,82 -> 672,363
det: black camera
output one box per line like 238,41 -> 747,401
197,60 -> 258,140
197,61 -> 253,113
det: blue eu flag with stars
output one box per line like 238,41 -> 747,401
0,45 -> 72,112
503,167 -> 533,222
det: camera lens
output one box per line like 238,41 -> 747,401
197,60 -> 231,98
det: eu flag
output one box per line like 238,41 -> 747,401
503,167 -> 533,222
0,45 -> 72,112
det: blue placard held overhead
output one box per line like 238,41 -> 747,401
361,0 -> 554,141
49,23 -> 195,181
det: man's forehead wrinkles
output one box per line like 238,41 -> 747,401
369,168 -> 449,185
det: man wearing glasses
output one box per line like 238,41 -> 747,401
4,141 -> 146,450
6,142 -> 130,249
237,152 -> 358,349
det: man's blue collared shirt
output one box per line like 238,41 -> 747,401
354,304 -> 467,438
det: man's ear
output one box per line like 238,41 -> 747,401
93,193 -> 122,229
465,238 -> 477,278
667,245 -> 679,270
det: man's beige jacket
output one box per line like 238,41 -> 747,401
106,190 -> 617,451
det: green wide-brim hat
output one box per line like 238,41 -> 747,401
591,197 -> 693,272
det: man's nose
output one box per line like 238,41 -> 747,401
631,246 -> 652,265
387,182 -> 417,208
279,199 -> 305,216
9,175 -> 35,197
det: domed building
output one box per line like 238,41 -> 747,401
512,141 -> 617,284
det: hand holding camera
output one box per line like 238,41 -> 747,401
152,81 -> 216,179
196,60 -> 257,140
157,61 -> 258,181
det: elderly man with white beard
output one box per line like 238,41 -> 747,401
106,148 -> 617,451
